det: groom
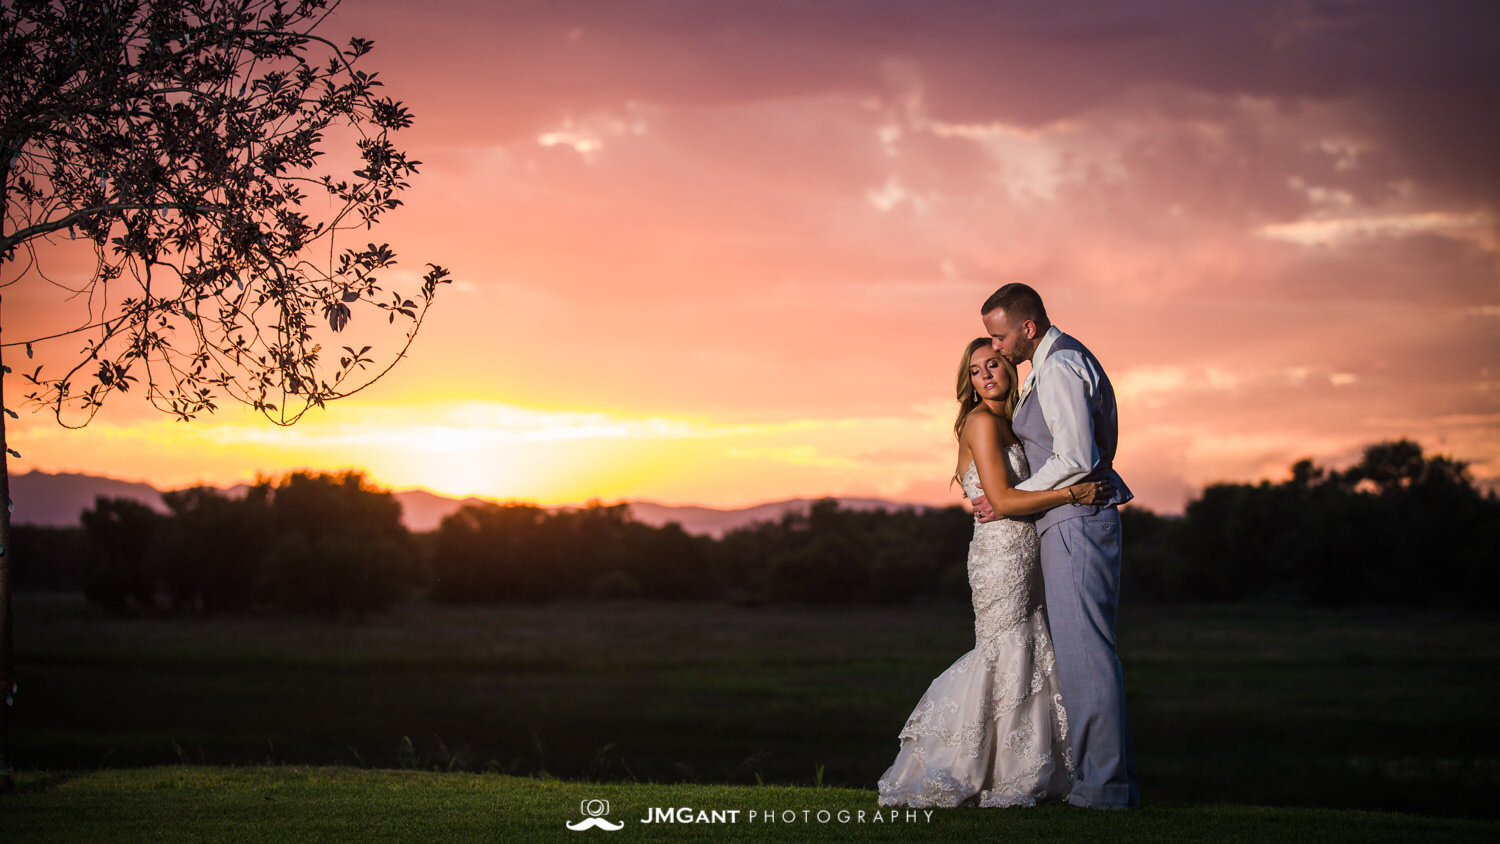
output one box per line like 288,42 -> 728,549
974,282 -> 1140,809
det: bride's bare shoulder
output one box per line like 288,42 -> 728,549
968,405 -> 1000,426
960,406 -> 997,439
963,406 -> 1020,449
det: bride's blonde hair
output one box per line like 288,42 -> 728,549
954,337 -> 1020,440
953,337 -> 1020,488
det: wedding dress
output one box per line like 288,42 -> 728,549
877,443 -> 1074,808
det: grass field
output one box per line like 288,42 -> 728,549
9,594 -> 1500,824
7,766 -> 1499,842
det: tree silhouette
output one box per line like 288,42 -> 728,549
431,502 -> 553,604
259,470 -> 416,617
0,0 -> 451,791
1333,438 -> 1473,494
80,495 -> 162,612
153,484 -> 271,613
1159,439 -> 1499,607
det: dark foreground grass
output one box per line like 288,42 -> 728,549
12,595 -> 1500,818
6,766 -> 1497,843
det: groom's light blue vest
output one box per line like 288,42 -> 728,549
1012,332 -> 1132,534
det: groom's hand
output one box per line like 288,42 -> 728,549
970,488 -> 999,523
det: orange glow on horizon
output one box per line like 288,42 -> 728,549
4,2 -> 1497,513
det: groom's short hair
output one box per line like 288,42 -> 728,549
981,283 -> 1049,325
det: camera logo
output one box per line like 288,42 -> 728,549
566,798 -> 624,832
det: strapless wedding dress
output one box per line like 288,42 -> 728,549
877,444 -> 1074,807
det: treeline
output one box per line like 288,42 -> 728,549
32,471 -> 979,613
13,439 -> 1499,613
1122,439 -> 1499,610
428,497 -> 975,606
68,472 -> 417,617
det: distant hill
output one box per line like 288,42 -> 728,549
625,498 -> 926,537
9,471 -> 167,526
9,471 -> 928,536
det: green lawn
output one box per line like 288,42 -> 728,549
7,766 -> 1497,843
10,594 -> 1500,820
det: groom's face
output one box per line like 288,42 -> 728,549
982,308 -> 1036,365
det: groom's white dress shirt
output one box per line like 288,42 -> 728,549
1014,325 -> 1105,493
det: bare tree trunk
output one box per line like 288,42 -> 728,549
0,294 -> 14,794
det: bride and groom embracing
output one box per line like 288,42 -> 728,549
877,283 -> 1140,810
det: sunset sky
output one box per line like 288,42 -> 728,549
7,0 -> 1499,513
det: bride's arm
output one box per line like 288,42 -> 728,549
963,412 -> 1104,517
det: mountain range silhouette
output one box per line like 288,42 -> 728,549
9,470 -> 925,536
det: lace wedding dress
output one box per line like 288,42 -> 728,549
877,443 -> 1074,808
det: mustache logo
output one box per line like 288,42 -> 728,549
568,798 -> 623,832
565,817 -> 625,831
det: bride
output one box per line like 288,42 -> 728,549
878,338 -> 1110,808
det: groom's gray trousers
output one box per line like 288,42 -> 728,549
1039,505 -> 1140,809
